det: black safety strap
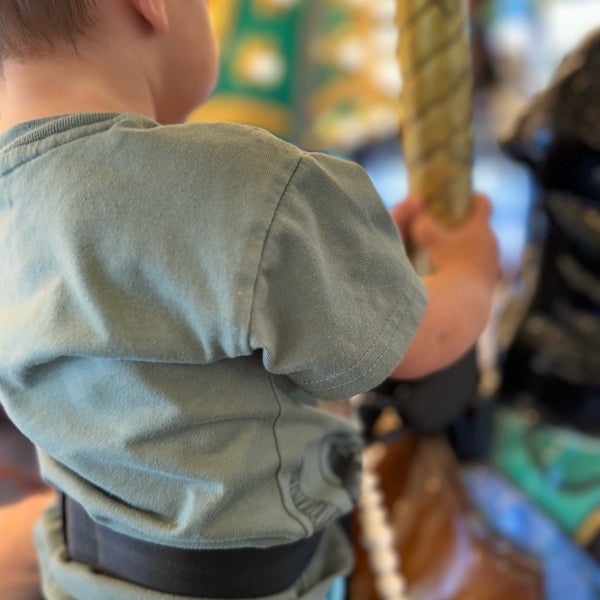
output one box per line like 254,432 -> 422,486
62,494 -> 322,598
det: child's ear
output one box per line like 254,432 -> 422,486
129,0 -> 169,34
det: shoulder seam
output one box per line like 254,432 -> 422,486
246,153 -> 306,348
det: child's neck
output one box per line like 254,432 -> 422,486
0,54 -> 157,132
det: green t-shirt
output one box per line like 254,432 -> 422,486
0,113 -> 426,598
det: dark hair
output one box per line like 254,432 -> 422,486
0,0 -> 98,59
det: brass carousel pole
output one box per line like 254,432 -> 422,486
351,3 -> 476,599
396,0 -> 474,226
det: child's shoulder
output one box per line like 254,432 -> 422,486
118,115 -> 304,169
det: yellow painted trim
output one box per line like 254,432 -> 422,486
576,508 -> 600,546
209,0 -> 239,42
189,96 -> 292,137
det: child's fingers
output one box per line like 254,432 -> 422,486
415,193 -> 492,238
389,196 -> 424,236
410,193 -> 494,248
471,193 -> 493,220
410,211 -> 446,246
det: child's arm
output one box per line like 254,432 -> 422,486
389,193 -> 500,380
0,488 -> 56,600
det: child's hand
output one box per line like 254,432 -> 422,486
411,193 -> 500,289
388,193 -> 501,380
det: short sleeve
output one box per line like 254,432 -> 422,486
249,152 -> 427,400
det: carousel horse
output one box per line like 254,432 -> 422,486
350,431 -> 543,600
500,28 -> 600,433
496,28 -> 600,563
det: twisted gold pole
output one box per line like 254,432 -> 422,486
353,8 -> 476,599
396,0 -> 474,227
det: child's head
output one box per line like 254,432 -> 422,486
0,0 -> 219,124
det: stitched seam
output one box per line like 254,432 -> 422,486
299,291 -> 413,386
300,293 -> 418,391
268,373 -> 310,536
0,117 -> 122,177
246,153 -> 305,344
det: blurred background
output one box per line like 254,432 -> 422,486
2,1 -> 600,598
194,0 -> 599,275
